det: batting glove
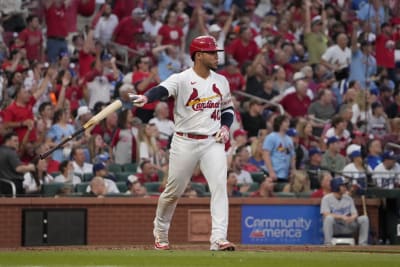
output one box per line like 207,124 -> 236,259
215,126 -> 230,144
129,93 -> 148,107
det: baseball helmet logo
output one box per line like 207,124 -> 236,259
189,36 -> 224,58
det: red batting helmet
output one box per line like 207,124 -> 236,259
189,36 -> 223,59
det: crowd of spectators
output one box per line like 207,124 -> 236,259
0,0 -> 399,202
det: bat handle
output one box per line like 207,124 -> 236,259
39,127 -> 86,159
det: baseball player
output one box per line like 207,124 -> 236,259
131,36 -> 235,251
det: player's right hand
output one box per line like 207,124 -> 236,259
128,93 -> 148,107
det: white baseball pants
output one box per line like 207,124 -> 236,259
153,133 -> 229,244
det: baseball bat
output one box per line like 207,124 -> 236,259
361,195 -> 367,216
39,100 -> 122,159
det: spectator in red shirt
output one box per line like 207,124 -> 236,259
44,0 -> 70,62
17,15 -> 43,62
280,79 -> 311,118
218,58 -> 245,93
112,0 -> 136,21
375,22 -> 399,83
311,171 -> 332,198
112,7 -> 145,46
156,10 -> 185,51
226,26 -> 259,66
3,69 -> 52,144
137,160 -> 160,184
132,56 -> 160,123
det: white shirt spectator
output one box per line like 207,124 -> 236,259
94,14 -> 119,45
321,44 -> 351,70
143,18 -> 162,40
148,117 -> 175,141
54,173 -> 82,185
72,161 -> 93,177
282,85 -> 314,100
373,162 -> 400,189
23,173 -> 54,194
86,178 -> 120,193
236,169 -> 253,184
87,76 -> 113,109
342,163 -> 368,186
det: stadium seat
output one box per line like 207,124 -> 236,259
122,162 -> 138,172
42,183 -> 73,197
238,183 -> 260,192
251,172 -> 265,184
144,182 -> 161,193
275,192 -> 296,198
83,173 -> 94,182
116,182 -> 128,193
75,182 -> 90,194
107,163 -> 122,173
296,191 -> 312,198
115,172 -> 131,182
191,183 -> 206,195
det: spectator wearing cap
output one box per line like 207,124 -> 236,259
342,149 -> 368,194
367,102 -> 391,137
54,160 -> 81,186
311,171 -> 332,198
321,176 -> 369,246
305,147 -> 327,189
71,147 -> 93,177
44,0 -> 70,63
226,26 -> 259,66
218,57 -> 245,93
263,115 -> 296,187
321,136 -> 346,176
143,7 -> 163,42
375,22 -> 398,83
93,3 -> 119,46
156,10 -> 185,51
91,162 -> 119,193
308,88 -> 336,122
279,71 -> 314,101
112,7 -> 145,46
348,21 -> 377,90
17,15 -> 43,62
152,44 -> 182,81
303,0 -> 328,65
240,100 -> 266,140
280,78 -> 311,118
385,90 -> 400,119
372,151 -> 400,189
227,128 -> 249,168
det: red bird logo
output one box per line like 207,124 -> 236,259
186,88 -> 199,106
212,83 -> 222,99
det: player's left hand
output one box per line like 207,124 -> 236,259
215,126 -> 230,144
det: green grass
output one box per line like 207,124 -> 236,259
0,250 -> 398,267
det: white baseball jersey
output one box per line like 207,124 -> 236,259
160,68 -> 233,135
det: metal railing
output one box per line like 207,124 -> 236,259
233,91 -> 285,115
0,178 -> 16,198
108,41 -> 143,68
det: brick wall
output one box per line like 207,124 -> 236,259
0,198 -> 380,248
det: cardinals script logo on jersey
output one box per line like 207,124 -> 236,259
185,84 -> 223,111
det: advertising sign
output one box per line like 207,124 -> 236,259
241,205 -> 323,244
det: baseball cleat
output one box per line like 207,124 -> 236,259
154,241 -> 170,250
210,240 -> 236,251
